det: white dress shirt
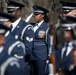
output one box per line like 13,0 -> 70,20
61,41 -> 73,58
5,18 -> 21,37
11,17 -> 21,31
34,20 -> 44,32
0,46 -> 4,53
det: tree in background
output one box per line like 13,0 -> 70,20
2,0 -> 76,24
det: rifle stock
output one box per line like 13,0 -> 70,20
58,71 -> 64,75
50,52 -> 56,74
49,25 -> 64,74
49,25 -> 56,75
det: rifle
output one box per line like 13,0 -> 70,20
49,0 -> 57,74
49,25 -> 56,75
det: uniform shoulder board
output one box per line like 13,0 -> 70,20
0,57 -> 20,75
8,41 -> 25,55
21,24 -> 33,40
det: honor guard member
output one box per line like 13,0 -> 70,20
55,16 -> 76,75
6,1 -> 34,74
65,41 -> 76,75
0,11 -> 28,75
0,23 -> 22,75
56,1 -> 76,50
31,5 -> 50,75
0,11 -> 15,64
59,0 -> 76,17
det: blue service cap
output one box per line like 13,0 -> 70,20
0,23 -> 10,34
59,0 -> 76,13
33,5 -> 49,14
0,11 -> 15,22
61,16 -> 76,24
61,25 -> 74,31
7,0 -> 25,12
60,16 -> 76,30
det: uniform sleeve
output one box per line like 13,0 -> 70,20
45,27 -> 51,58
55,50 -> 60,72
22,25 -> 34,60
5,59 -> 22,75
0,57 -> 23,75
5,62 -> 22,75
11,43 -> 25,60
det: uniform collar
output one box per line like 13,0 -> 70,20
37,20 -> 44,27
65,41 -> 73,47
68,41 -> 73,47
0,46 -> 4,53
12,17 -> 21,31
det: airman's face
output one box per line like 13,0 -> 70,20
8,9 -> 21,20
0,34 -> 5,46
63,30 -> 72,42
34,13 -> 44,22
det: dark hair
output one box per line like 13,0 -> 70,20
43,14 -> 49,23
70,29 -> 76,40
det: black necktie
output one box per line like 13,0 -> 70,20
63,43 -> 68,58
34,23 -> 38,27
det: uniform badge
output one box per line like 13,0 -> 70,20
26,37 -> 33,42
17,26 -> 19,28
15,35 -> 18,39
38,30 -> 45,38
